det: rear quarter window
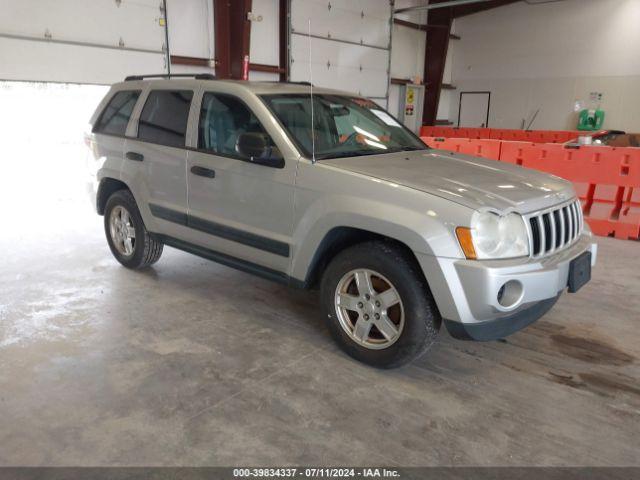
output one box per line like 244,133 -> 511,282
137,90 -> 194,148
93,90 -> 141,136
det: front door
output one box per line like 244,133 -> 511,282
185,92 -> 295,274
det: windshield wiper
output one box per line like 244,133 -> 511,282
391,146 -> 429,152
315,150 -> 383,160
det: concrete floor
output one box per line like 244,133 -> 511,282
1,183 -> 639,467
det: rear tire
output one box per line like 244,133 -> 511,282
104,189 -> 163,269
320,241 -> 441,368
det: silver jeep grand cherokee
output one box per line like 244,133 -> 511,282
87,74 -> 597,368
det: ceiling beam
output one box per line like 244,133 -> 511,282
394,0 -> 519,19
452,0 -> 519,17
395,0 -> 491,14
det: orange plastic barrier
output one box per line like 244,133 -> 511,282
419,126 -> 465,138
422,137 -> 502,160
498,142 -> 640,240
420,126 -> 580,144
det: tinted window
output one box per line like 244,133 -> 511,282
94,90 -> 140,136
198,93 -> 275,159
138,90 -> 193,148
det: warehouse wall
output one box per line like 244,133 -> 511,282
0,0 -> 167,84
388,22 -> 426,117
449,0 -> 640,131
248,0 -> 280,82
0,0 -> 218,82
389,0 -> 426,117
167,0 -> 215,75
289,0 -> 392,106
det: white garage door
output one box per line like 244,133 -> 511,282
0,0 -> 168,84
289,0 -> 392,107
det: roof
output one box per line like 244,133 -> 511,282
113,76 -> 355,97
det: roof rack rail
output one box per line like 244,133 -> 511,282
284,81 -> 312,86
124,73 -> 216,81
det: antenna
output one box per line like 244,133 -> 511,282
308,19 -> 316,163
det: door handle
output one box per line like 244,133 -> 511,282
126,151 -> 144,162
190,166 -> 216,178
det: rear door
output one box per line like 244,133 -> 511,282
185,91 -> 296,274
91,89 -> 141,189
125,88 -> 195,237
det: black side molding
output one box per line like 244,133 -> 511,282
154,234 -> 290,285
149,204 -> 188,226
148,204 -> 290,257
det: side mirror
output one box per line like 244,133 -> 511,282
236,132 -> 284,168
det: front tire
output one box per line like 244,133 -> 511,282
320,241 -> 441,368
104,189 -> 163,269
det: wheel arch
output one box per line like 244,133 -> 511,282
96,177 -> 130,215
295,226 -> 429,290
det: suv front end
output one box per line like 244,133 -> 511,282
418,198 -> 597,341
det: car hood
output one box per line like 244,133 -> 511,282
323,149 -> 575,213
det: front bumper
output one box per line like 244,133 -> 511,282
416,233 -> 597,341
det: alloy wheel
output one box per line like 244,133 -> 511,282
334,268 -> 405,350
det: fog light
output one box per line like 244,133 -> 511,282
497,280 -> 523,308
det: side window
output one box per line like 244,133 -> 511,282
198,93 -> 274,159
138,90 -> 194,148
93,90 -> 140,136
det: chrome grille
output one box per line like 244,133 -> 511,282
527,199 -> 583,258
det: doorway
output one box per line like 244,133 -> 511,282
458,91 -> 491,128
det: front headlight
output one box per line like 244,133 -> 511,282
458,211 -> 530,259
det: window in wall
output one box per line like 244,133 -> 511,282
93,90 -> 140,136
198,93 -> 275,159
138,90 -> 194,148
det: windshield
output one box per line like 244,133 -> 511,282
260,94 -> 428,160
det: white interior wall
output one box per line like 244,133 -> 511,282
389,22 -> 426,117
289,0 -> 391,104
393,0 -> 429,24
389,0 -> 427,118
167,0 -> 214,60
250,0 -> 280,66
166,0 -> 216,75
248,0 -> 280,82
449,0 -> 640,131
0,0 -> 167,84
0,0 -> 219,82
